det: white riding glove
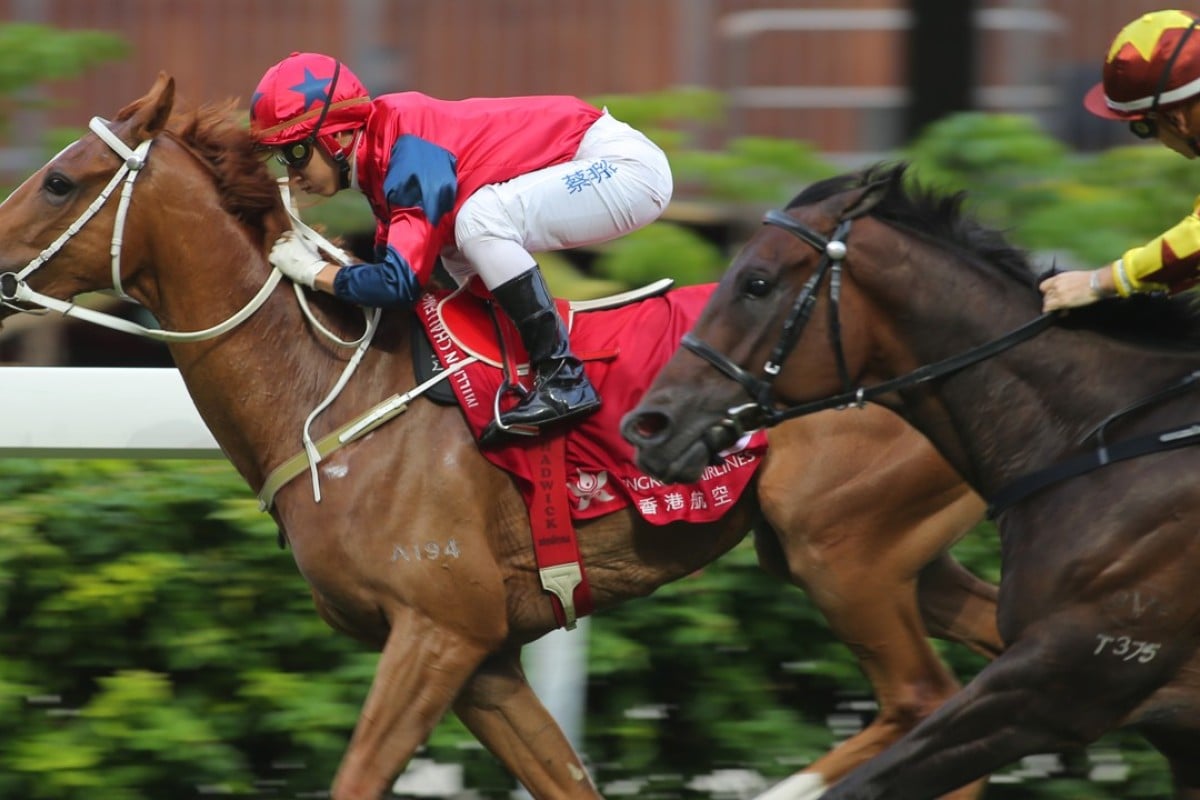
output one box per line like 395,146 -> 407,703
269,231 -> 327,288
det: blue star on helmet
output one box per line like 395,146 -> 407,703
289,68 -> 332,111
249,91 -> 263,121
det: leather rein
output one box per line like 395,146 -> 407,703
679,208 -> 1200,518
680,208 -> 1057,441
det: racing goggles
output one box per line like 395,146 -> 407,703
274,138 -> 315,169
1129,117 -> 1158,140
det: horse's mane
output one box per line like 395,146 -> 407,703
116,94 -> 281,233
788,163 -> 1039,287
111,92 -> 380,397
789,162 -> 1200,347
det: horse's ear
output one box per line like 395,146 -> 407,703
123,72 -> 175,139
836,177 -> 890,221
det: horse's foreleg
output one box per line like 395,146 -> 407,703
330,609 -> 492,800
916,551 -> 1003,659
453,647 -> 600,799
753,534 -> 987,797
821,631 -> 1178,800
789,575 -> 984,800
756,519 -> 983,797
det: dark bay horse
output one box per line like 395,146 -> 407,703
622,162 -> 1200,798
0,79 -> 1001,800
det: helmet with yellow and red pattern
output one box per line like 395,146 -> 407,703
1084,10 -> 1200,121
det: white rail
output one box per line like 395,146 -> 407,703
0,367 -> 219,457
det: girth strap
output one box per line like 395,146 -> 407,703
529,433 -> 593,629
988,420 -> 1200,517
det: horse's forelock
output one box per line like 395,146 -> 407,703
786,172 -> 865,208
784,163 -> 907,210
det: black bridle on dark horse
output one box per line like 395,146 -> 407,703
680,207 -> 1200,518
681,208 -> 1056,437
680,210 -> 856,441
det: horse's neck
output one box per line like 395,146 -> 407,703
888,280 -> 1196,496
145,202 -> 414,490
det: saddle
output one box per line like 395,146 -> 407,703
414,276 -> 671,374
410,278 -> 768,629
412,276 -> 766,523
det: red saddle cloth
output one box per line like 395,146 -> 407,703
415,281 -> 768,525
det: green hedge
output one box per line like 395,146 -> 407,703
0,460 -> 370,798
0,459 -> 1170,798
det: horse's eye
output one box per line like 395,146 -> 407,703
43,172 -> 74,198
742,276 -> 773,298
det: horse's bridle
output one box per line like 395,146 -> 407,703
681,207 -> 1057,443
1,118 -> 153,306
681,209 -> 856,440
0,116 -> 291,342
0,113 -> 386,506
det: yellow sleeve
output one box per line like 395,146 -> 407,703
1115,195 -> 1200,296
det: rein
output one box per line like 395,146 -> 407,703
682,208 -> 1056,441
0,117 -> 287,342
686,205 -> 1200,518
0,115 -> 448,507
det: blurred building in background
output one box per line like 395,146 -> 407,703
0,0 -> 1167,364
0,0 -> 1163,176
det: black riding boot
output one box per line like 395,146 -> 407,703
483,267 -> 601,442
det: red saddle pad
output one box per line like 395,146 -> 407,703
414,282 -> 768,526
433,279 -> 573,368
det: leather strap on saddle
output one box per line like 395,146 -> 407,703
530,432 -> 593,629
434,276 -> 673,368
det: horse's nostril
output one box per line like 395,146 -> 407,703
623,410 -> 670,443
638,412 -> 667,438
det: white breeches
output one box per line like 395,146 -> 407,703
447,111 -> 673,290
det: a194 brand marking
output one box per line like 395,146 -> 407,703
391,539 -> 462,563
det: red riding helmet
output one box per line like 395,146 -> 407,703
1084,10 -> 1200,120
250,52 -> 372,160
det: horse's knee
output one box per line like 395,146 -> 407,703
868,670 -> 964,739
454,652 -> 524,712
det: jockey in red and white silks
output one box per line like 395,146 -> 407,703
251,52 -> 672,441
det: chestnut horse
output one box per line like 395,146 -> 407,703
623,163 -> 1200,798
0,79 -> 1000,800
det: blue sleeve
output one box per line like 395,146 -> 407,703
331,135 -> 458,308
331,244 -> 422,308
384,135 -> 458,227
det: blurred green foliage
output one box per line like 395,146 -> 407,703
0,23 -> 1186,800
0,24 -> 126,139
0,460 -> 371,799
594,222 -> 726,288
902,111 -> 1199,271
0,24 -> 126,97
0,462 -> 1168,798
